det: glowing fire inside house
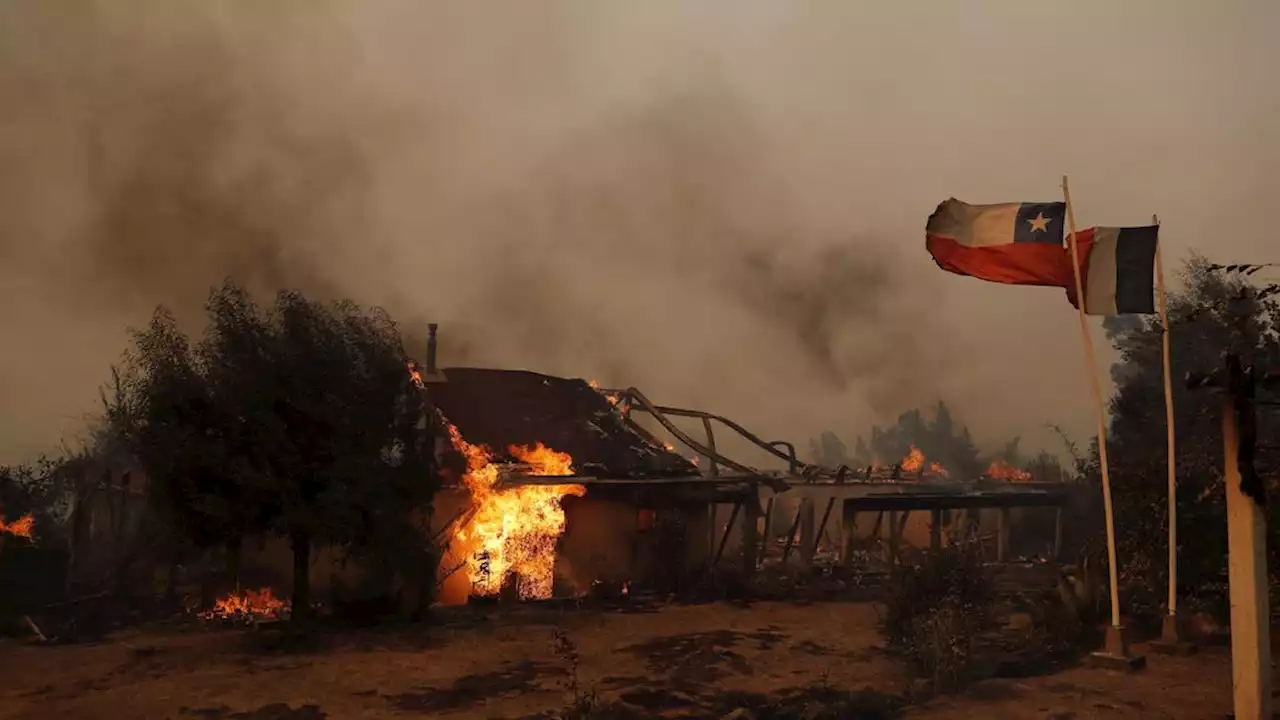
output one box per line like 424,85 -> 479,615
447,424 -> 586,600
0,514 -> 34,538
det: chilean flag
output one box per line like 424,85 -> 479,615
1066,225 -> 1159,315
925,198 -> 1074,287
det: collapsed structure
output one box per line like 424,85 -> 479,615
416,325 -> 1077,604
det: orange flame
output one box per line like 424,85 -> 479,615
986,460 -> 1033,482
407,362 -> 425,389
200,587 -> 289,620
900,447 -> 925,472
587,379 -> 621,406
448,425 -> 585,600
0,514 -> 34,538
898,447 -> 949,478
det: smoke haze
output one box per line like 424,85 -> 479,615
2,1 -> 1278,464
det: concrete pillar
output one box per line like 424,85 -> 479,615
930,509 -> 943,552
799,498 -> 816,565
997,508 -> 1011,562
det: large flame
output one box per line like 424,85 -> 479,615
0,514 -> 34,538
899,447 -> 948,478
448,425 -> 585,600
986,459 -> 1033,482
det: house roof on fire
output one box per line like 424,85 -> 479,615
430,368 -> 700,479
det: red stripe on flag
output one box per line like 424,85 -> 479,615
926,235 -> 1074,287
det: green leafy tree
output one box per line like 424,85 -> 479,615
111,281 -> 437,619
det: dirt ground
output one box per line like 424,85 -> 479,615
0,599 -> 1237,720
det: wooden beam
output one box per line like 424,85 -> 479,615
781,502 -> 805,564
758,497 -> 775,566
930,509 -> 942,552
713,501 -> 741,566
812,497 -> 836,565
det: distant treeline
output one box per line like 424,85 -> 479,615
808,401 -> 1065,481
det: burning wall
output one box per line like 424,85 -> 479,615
427,367 -> 704,604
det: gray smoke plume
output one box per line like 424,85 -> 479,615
2,2 -> 1276,464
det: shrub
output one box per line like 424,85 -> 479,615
879,540 -> 994,692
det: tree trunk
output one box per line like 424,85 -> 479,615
226,536 -> 242,592
290,531 -> 311,622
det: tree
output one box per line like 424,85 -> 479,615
111,281 -> 437,620
808,430 -> 850,467
1089,254 -> 1280,615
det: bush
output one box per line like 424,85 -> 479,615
879,540 -> 994,692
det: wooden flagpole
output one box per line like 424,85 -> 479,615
1061,176 -> 1125,642
1152,214 -> 1182,632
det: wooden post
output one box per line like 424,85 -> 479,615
1152,214 -> 1186,648
799,497 -> 817,566
929,509 -> 943,552
884,511 -> 899,564
1053,507 -> 1064,560
996,508 -> 1010,562
742,490 -> 760,580
1222,355 -> 1271,718
758,497 -> 775,566
1063,176 -> 1125,639
843,501 -> 860,568
781,500 -> 805,564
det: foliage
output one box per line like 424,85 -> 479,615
1089,253 -> 1280,617
107,280 -> 438,618
879,540 -> 994,691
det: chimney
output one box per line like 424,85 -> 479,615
426,323 -> 438,376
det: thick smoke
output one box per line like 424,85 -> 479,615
2,2 -> 1275,464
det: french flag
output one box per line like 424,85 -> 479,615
925,198 -> 1074,287
1067,226 -> 1159,315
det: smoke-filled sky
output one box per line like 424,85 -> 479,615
1,1 -> 1277,465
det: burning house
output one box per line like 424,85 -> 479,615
423,361 -> 773,604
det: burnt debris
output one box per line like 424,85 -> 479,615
429,368 -> 699,479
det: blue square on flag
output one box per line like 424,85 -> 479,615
1013,202 -> 1065,244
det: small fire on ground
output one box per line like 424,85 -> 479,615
0,514 -> 34,538
448,425 -> 585,601
200,587 -> 290,622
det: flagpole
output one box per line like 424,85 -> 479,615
1061,175 -> 1124,637
1153,214 -> 1180,624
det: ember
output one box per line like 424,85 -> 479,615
587,379 -> 620,406
200,587 -> 289,622
986,459 -> 1033,482
0,513 -> 34,538
448,424 -> 585,600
